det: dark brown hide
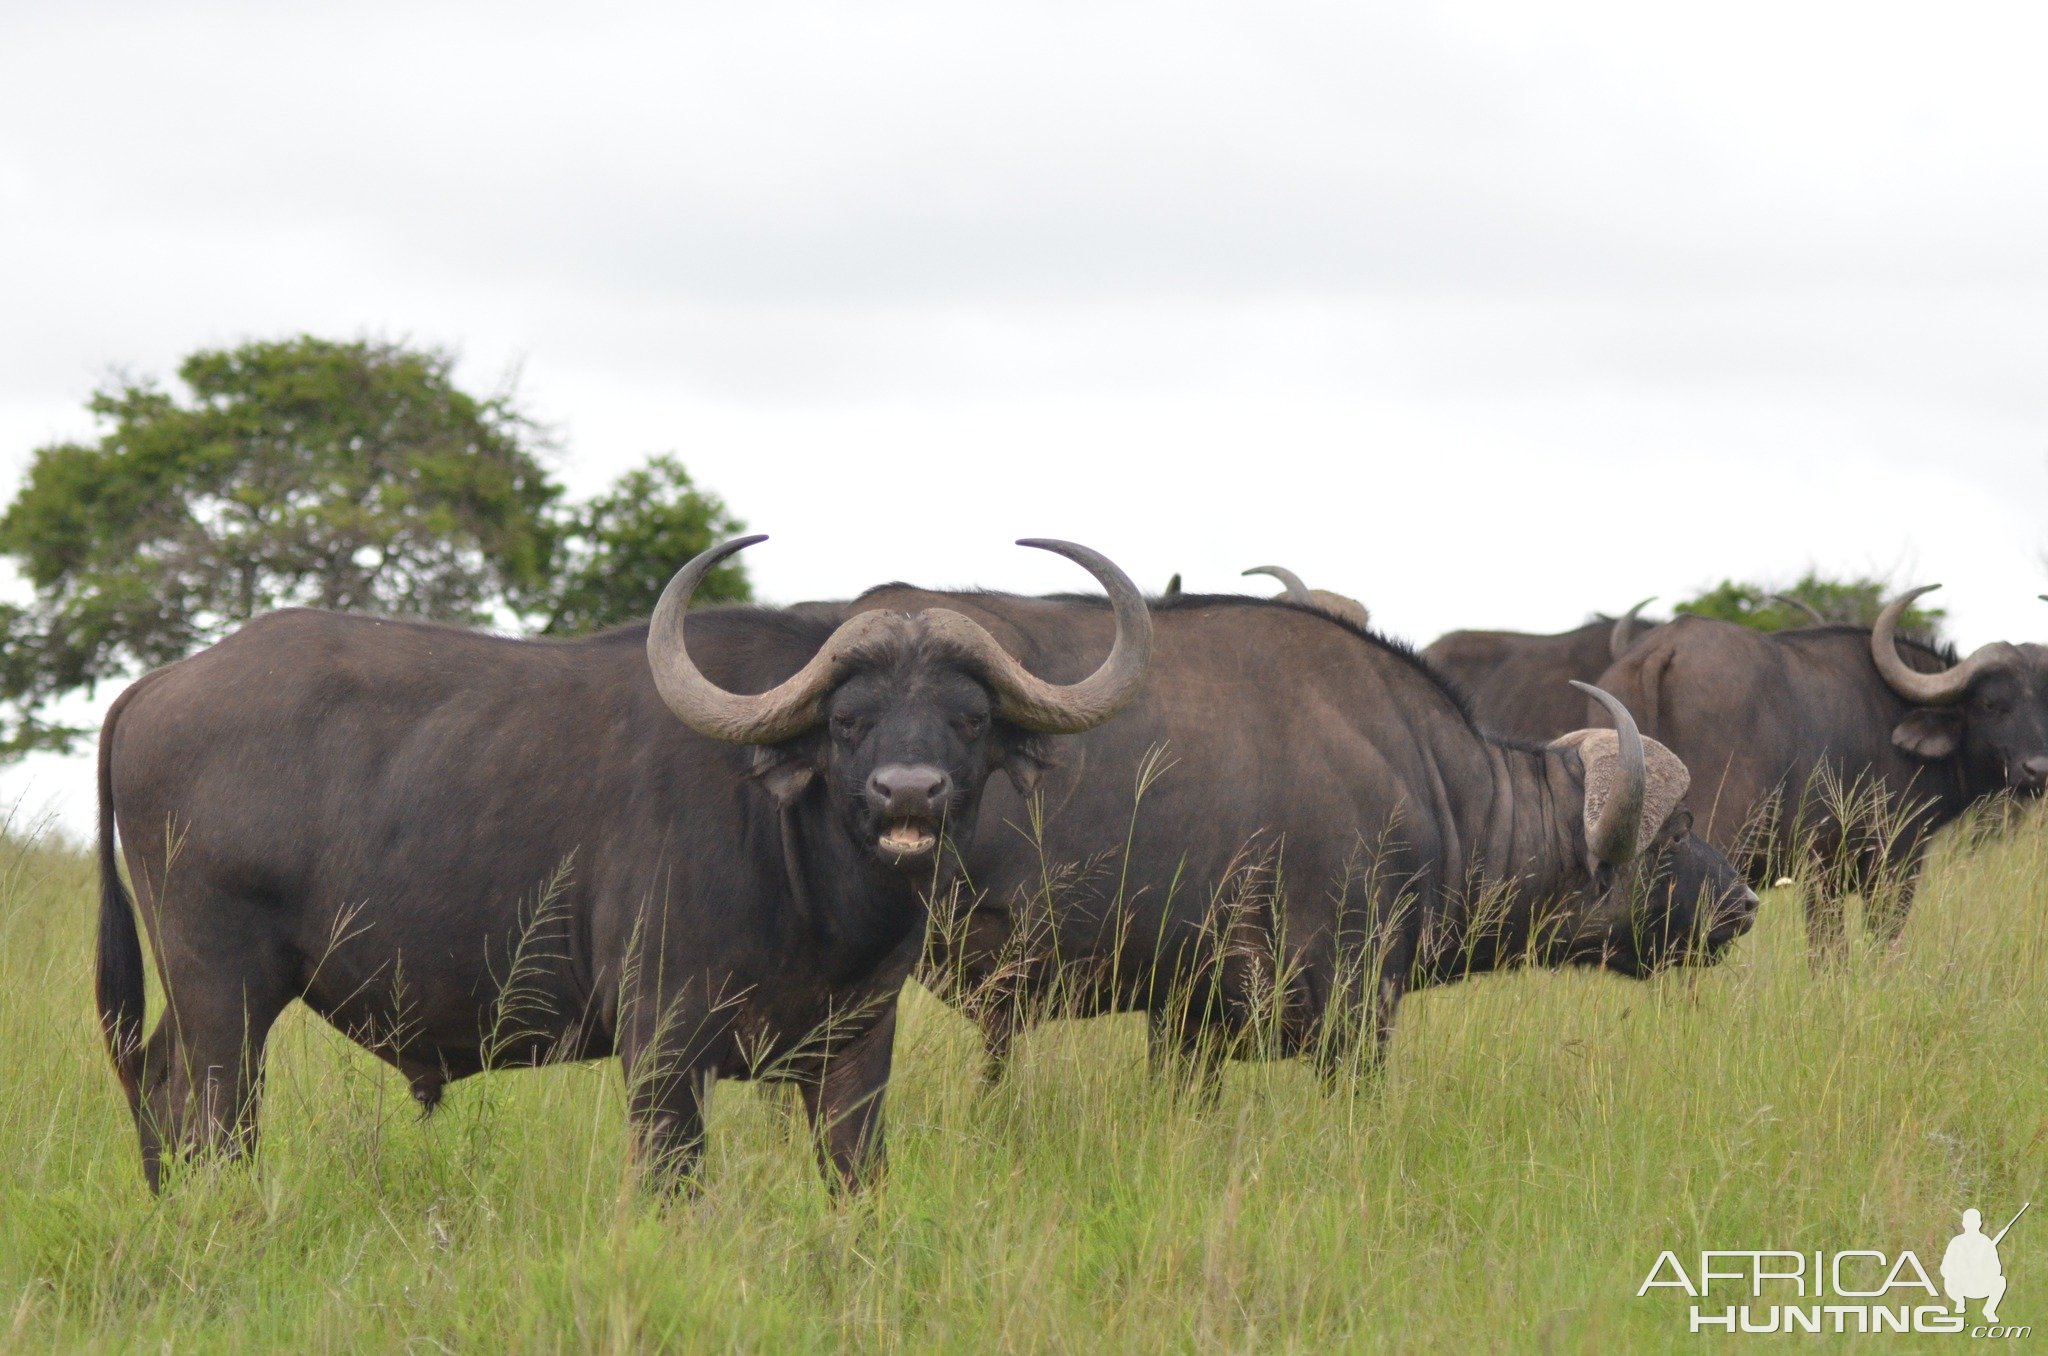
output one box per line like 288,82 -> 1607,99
1423,608 -> 1659,743
844,591 -> 1753,1089
1590,613 -> 2048,955
95,543 -> 1150,1194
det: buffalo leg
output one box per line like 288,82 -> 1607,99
1373,965 -> 1410,1061
1803,883 -> 1849,964
1309,965 -> 1408,1088
135,942 -> 294,1191
1311,918 -> 1414,1087
622,1058 -> 712,1191
1863,873 -> 1921,949
977,1005 -> 1025,1087
799,1000 -> 899,1193
1147,1006 -> 1223,1104
619,1006 -> 720,1192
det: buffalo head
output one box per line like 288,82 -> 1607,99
1872,586 -> 2048,797
647,537 -> 1152,869
1550,682 -> 1758,976
1241,564 -> 1371,629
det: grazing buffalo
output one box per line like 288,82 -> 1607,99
1422,599 -> 1657,742
1240,565 -> 1371,628
96,537 -> 1151,1193
1590,587 -> 2048,954
839,589 -> 1755,1087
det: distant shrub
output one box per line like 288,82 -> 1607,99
1675,571 -> 1945,640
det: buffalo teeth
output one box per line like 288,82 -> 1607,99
879,823 -> 937,854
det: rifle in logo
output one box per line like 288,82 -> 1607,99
1942,1202 -> 2028,1324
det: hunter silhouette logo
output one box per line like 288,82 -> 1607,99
1943,1204 -> 2027,1324
1638,1202 -> 2032,1336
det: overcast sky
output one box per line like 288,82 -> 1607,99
3,0 -> 2046,834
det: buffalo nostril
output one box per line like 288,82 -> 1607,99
1715,888 -> 1758,933
2024,756 -> 2048,784
868,764 -> 950,813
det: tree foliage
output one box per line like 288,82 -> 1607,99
1674,571 -> 1946,639
541,455 -> 748,635
0,336 -> 749,757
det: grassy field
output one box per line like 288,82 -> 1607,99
1,809 -> 2043,1353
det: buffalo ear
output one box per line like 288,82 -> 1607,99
1892,709 -> 1963,761
996,731 -> 1057,796
749,741 -> 822,807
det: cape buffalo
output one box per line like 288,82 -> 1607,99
95,537 -> 1151,1193
1241,565 -> 1372,628
1590,587 -> 2048,954
1422,598 -> 1657,742
839,590 -> 1755,1088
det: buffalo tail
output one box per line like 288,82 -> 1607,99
96,684 -> 147,1110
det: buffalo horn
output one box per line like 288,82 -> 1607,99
1609,597 -> 1656,660
921,539 -> 1153,733
648,536 -> 1153,744
1766,593 -> 1827,625
1243,565 -> 1313,604
1571,680 -> 1648,866
1870,585 -> 2013,706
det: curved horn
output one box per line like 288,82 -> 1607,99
1571,681 -> 1647,866
1767,593 -> 1827,625
1243,565 -> 1313,604
651,537 -> 1152,743
648,535 -> 899,744
922,540 -> 1153,733
1609,596 -> 1656,660
1869,585 -> 1997,706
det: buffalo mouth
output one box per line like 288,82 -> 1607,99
877,819 -> 939,860
1688,885 -> 1760,961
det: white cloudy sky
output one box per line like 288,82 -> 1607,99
3,0 -> 2046,834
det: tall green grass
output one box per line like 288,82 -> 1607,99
1,808 -> 2042,1352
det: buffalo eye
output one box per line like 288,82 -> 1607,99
831,714 -> 867,742
955,712 -> 988,737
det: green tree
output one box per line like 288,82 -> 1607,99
541,455 -> 750,635
0,336 -> 749,757
1674,570 -> 1945,638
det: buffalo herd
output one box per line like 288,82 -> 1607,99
92,544 -> 2043,1193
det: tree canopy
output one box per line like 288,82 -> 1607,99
541,455 -> 748,634
1674,571 -> 1945,638
0,336 -> 749,757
